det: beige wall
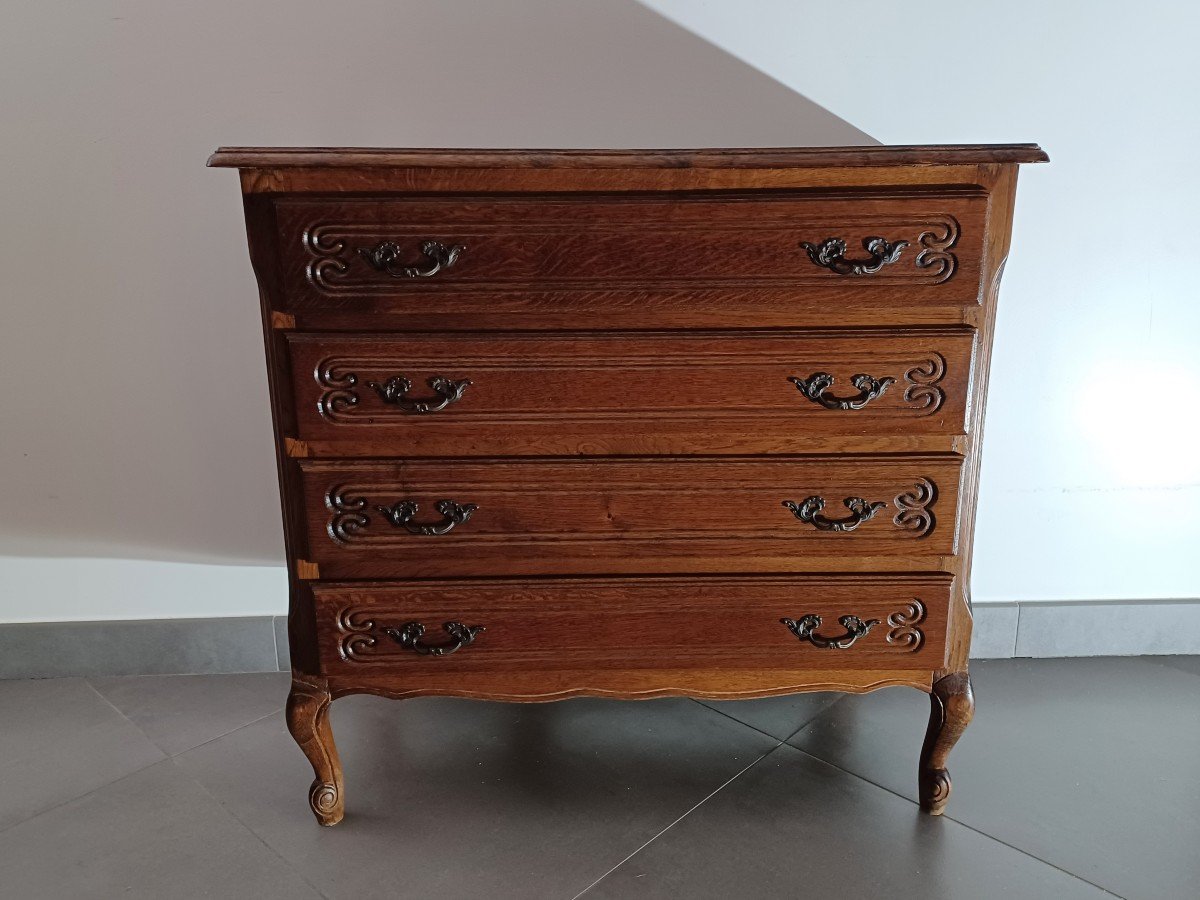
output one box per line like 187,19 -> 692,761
0,0 -> 872,620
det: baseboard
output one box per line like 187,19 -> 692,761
972,598 -> 1200,659
0,616 -> 289,679
1,601 -> 1197,678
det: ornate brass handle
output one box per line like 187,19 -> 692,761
358,240 -> 465,278
801,236 -> 908,275
383,621 -> 484,656
781,614 -> 879,649
375,500 -> 478,536
366,375 -> 470,414
789,372 -> 895,410
782,496 -> 886,532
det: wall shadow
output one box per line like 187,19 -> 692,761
0,0 -> 874,565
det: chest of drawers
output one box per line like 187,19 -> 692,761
210,144 -> 1046,826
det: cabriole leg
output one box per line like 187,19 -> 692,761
286,673 -> 344,826
919,671 -> 974,815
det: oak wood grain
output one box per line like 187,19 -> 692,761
327,668 -> 934,701
941,165 -> 1021,675
312,574 -> 951,676
232,162 -> 1031,196
276,192 -> 985,312
213,144 -> 1044,822
920,671 -> 974,814
286,329 -> 974,456
208,144 -> 1048,169
285,673 -> 343,826
299,456 -> 961,578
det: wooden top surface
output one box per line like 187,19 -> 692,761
208,144 -> 1048,169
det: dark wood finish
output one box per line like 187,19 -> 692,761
919,671 -> 975,815
212,144 -> 1044,824
300,456 -> 960,578
270,191 -> 987,330
287,329 -> 973,456
313,575 -> 950,676
285,673 -> 344,826
241,192 -> 324,675
327,668 -> 935,701
208,144 -> 1049,169
271,290 -> 994,333
277,193 -> 985,308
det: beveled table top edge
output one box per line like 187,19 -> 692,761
207,144 -> 1049,169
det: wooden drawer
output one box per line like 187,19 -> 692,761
298,456 -> 962,578
312,574 -> 951,676
286,329 -> 975,456
274,191 -> 988,327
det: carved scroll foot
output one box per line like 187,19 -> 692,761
919,671 -> 973,815
286,674 -> 344,826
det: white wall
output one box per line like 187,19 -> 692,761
0,0 -> 872,622
9,1 -> 1194,622
644,0 -> 1200,603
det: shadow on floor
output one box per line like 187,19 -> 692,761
2,657 -> 1197,898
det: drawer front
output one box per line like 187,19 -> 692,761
299,456 -> 962,577
287,330 -> 974,456
275,192 -> 988,324
312,574 -> 951,675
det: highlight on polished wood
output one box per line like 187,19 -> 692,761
211,143 -> 1046,825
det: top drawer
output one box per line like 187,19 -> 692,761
273,192 -> 989,327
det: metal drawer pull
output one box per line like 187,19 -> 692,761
790,372 -> 895,410
384,622 -> 485,657
781,614 -> 879,650
782,496 -> 886,532
358,240 -> 465,278
375,500 -> 478,536
801,236 -> 908,275
366,375 -> 471,414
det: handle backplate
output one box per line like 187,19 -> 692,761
781,614 -> 880,649
367,375 -> 471,414
383,621 -> 484,656
782,496 -> 886,532
801,236 -> 908,275
790,372 -> 895,410
359,240 -> 465,278
375,499 -> 478,536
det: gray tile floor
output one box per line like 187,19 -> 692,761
2,658 -> 1197,899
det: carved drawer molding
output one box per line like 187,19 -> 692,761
210,143 -> 1047,827
291,204 -> 967,296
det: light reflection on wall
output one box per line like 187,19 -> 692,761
1075,359 -> 1200,489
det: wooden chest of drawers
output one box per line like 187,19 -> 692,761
209,144 -> 1046,826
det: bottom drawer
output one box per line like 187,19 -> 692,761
312,574 -> 951,676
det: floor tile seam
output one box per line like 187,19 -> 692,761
778,694 -> 851,745
0,754 -> 173,839
0,680 -> 171,837
165,708 -> 286,758
689,697 -> 826,744
82,676 -> 164,743
781,743 -> 1125,898
1137,655 -> 1200,680
86,673 -> 290,758
1159,662 -> 1200,680
84,674 -> 286,758
162,756 -> 334,900
568,741 -> 783,900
